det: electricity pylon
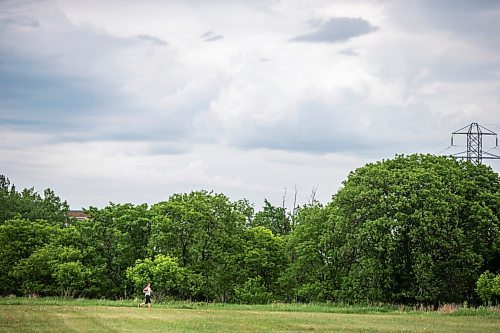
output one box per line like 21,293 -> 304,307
451,123 -> 500,165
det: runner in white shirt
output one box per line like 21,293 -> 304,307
139,283 -> 153,308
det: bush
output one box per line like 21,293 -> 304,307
234,277 -> 273,304
476,271 -> 500,305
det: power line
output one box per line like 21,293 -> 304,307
437,145 -> 453,155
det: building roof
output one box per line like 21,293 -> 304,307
67,210 -> 88,220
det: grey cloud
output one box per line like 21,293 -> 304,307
216,92 -> 461,157
223,98 -> 377,154
135,34 -> 168,46
0,54 -> 117,136
0,2 -> 210,146
0,24 -> 184,144
384,2 -> 500,84
388,1 -> 500,49
0,4 -> 138,137
206,35 -> 223,42
0,0 -> 41,27
200,31 -> 213,38
339,48 -> 358,56
0,17 -> 40,28
145,143 -> 189,156
200,30 -> 224,42
290,17 -> 378,43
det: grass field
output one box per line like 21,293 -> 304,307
0,298 -> 499,332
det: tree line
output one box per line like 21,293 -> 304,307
1,154 -> 499,304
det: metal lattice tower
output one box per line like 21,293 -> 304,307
451,123 -> 500,165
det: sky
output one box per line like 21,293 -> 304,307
1,0 -> 500,210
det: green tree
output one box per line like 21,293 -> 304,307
0,218 -> 59,295
74,217 -> 126,297
150,191 -> 246,302
126,254 -> 186,302
476,271 -> 500,304
253,199 -> 291,235
330,154 -> 500,304
0,175 -> 69,226
239,226 -> 287,301
234,276 -> 273,304
52,261 -> 91,297
73,203 -> 152,298
280,203 -> 340,302
0,176 -> 18,224
12,244 -> 87,297
233,198 -> 255,227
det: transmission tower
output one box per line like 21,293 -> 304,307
450,123 -> 500,165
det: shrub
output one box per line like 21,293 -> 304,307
476,271 -> 500,305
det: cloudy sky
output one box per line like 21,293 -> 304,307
1,0 -> 500,210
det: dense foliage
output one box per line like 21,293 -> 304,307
476,271 -> 500,304
0,154 -> 499,304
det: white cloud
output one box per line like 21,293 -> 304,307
290,17 -> 378,43
1,0 -> 499,209
0,127 -> 366,209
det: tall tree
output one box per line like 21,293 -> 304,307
74,203 -> 152,298
280,203 -> 340,302
253,199 -> 291,235
0,175 -> 69,226
237,226 -> 286,302
330,154 -> 500,304
0,218 -> 59,295
126,255 -> 186,301
150,191 -> 246,302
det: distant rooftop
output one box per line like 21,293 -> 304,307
67,210 -> 88,220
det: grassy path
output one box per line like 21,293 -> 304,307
1,304 -> 499,332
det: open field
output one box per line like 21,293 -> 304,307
0,299 -> 499,332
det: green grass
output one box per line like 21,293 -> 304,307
0,298 -> 499,332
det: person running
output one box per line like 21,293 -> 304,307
138,283 -> 152,308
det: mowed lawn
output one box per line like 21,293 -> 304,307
1,303 -> 499,333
